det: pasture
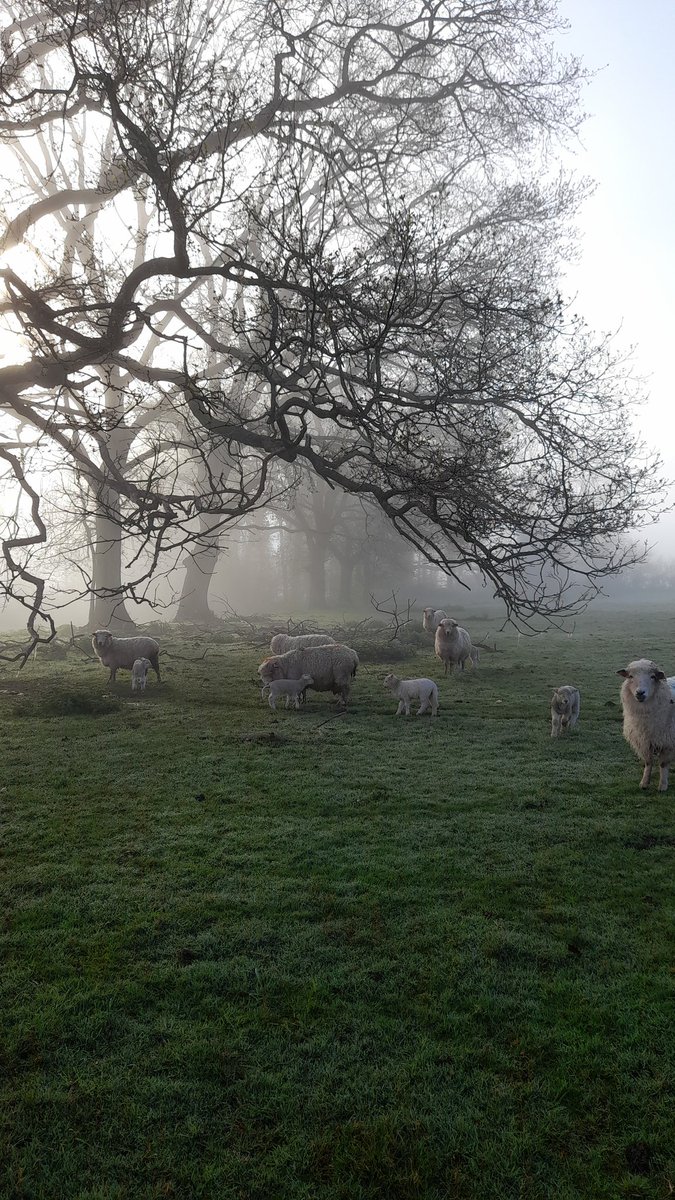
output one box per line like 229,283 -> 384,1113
2,608 -> 674,1199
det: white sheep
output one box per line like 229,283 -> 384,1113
131,657 -> 152,692
91,630 -> 160,683
618,658 -> 675,791
269,632 -> 336,655
267,674 -> 314,710
550,685 -> 580,737
422,607 -> 448,633
434,618 -> 473,675
258,643 -> 359,707
384,673 -> 439,717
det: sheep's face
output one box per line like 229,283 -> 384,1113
551,690 -> 572,716
618,659 -> 666,704
92,630 -> 113,652
438,619 -> 457,636
383,673 -> 399,691
258,657 -> 284,683
300,674 -> 314,687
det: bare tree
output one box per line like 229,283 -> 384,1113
0,0 -> 666,656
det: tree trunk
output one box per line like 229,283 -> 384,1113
306,534 -> 328,609
90,496 -> 135,630
338,556 -> 355,607
175,537 -> 221,624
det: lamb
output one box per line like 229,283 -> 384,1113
131,657 -> 152,693
550,685 -> 580,737
434,618 -> 473,675
422,607 -> 447,633
258,643 -> 359,707
267,674 -> 314,710
618,658 -> 675,791
91,629 -> 160,683
384,673 -> 439,717
269,632 -> 336,655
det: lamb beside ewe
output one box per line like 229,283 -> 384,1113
258,643 -> 359,707
269,632 -> 335,655
267,674 -> 314,710
434,618 -> 473,675
618,658 -> 675,791
131,657 -> 152,693
384,673 -> 438,717
422,608 -> 448,633
550,685 -> 580,737
92,630 -> 160,683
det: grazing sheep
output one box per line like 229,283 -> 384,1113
384,673 -> 439,717
618,658 -> 675,791
550,685 -> 580,737
131,657 -> 152,693
269,632 -> 336,655
422,607 -> 447,633
268,674 -> 314,710
258,643 -> 359,707
92,630 -> 160,683
434,618 -> 473,675
469,645 -> 480,669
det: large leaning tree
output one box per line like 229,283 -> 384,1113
0,0 -> 665,653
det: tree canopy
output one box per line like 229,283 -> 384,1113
0,0 -> 665,648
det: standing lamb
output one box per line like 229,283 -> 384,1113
267,674 -> 314,710
422,608 -> 448,633
258,644 -> 359,707
131,657 -> 152,693
384,673 -> 439,717
550,685 -> 580,737
269,632 -> 336,655
617,658 -> 675,791
91,630 -> 160,683
434,618 -> 473,675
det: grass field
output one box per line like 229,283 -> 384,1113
2,608 -> 674,1199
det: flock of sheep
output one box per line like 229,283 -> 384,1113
89,627 -> 675,794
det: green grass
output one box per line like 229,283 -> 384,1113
1,610 -> 674,1199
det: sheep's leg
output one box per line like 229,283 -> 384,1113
268,695 -> 276,710
396,701 -> 405,716
339,684 -> 349,706
658,762 -> 669,792
417,700 -> 428,715
293,694 -> 301,709
640,759 -> 653,789
403,700 -> 411,715
551,713 -> 561,738
108,667 -> 116,683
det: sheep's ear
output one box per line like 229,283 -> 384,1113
654,670 -> 666,681
617,669 -> 629,677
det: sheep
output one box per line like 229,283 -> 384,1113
469,645 -> 480,669
550,685 -> 580,737
434,618 -> 473,675
422,607 -> 447,633
384,673 -> 438,717
618,658 -> 675,791
267,674 -> 314,710
258,643 -> 359,707
269,632 -> 336,655
131,657 -> 152,693
91,629 -> 160,683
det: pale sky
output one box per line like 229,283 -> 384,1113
559,0 -> 675,548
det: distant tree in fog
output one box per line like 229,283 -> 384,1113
0,0 -> 666,652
